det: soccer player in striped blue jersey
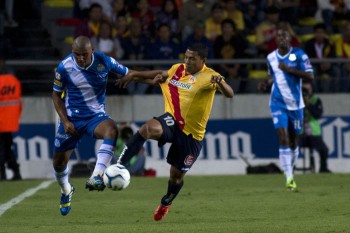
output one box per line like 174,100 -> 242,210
258,29 -> 314,191
52,36 -> 161,216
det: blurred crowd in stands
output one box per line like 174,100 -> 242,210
3,0 -> 350,94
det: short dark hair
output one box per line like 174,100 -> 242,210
221,18 -> 236,31
313,23 -> 326,32
187,43 -> 208,58
121,126 -> 134,141
265,5 -> 279,14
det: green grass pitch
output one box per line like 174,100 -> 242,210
0,174 -> 349,233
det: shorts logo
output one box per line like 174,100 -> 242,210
184,154 -> 195,166
54,139 -> 61,147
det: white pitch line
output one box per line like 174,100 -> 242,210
0,180 -> 54,216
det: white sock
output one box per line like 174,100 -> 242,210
292,146 -> 299,168
279,146 -> 293,180
54,166 -> 71,195
92,142 -> 114,177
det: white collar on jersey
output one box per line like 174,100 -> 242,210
276,47 -> 293,59
73,52 -> 95,70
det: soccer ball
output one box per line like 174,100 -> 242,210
103,164 -> 130,191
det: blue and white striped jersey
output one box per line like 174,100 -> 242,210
53,52 -> 128,118
267,47 -> 313,111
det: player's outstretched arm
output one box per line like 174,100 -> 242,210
211,75 -> 234,98
116,70 -> 165,88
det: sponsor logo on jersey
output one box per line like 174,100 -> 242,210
167,79 -> 192,90
184,154 -> 195,166
189,75 -> 196,84
97,64 -> 105,71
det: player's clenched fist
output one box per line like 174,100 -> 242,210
211,75 -> 224,84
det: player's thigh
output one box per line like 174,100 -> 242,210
139,118 -> 163,140
54,121 -> 82,152
287,109 -> 303,135
271,108 -> 289,129
153,112 -> 178,145
167,133 -> 202,173
93,118 -> 117,139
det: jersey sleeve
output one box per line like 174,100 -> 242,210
109,57 -> 129,76
298,50 -> 313,73
53,64 -> 67,92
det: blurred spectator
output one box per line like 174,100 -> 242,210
243,3 -> 261,35
331,0 -> 350,33
224,0 -> 245,33
205,3 -> 225,42
91,20 -> 124,59
267,0 -> 300,26
146,23 -> 180,62
0,57 -> 22,181
213,19 -> 248,93
300,82 -> 331,173
267,21 -> 300,53
110,0 -> 130,25
297,0 -> 318,19
146,23 -> 180,93
303,23 -> 339,92
334,21 -> 350,92
179,0 -> 213,41
75,3 -> 103,38
78,0 -> 113,21
4,0 -> 17,28
121,18 -> 150,94
182,20 -> 214,59
113,125 -> 146,176
155,0 -> 179,37
255,5 -> 279,57
131,0 -> 156,39
114,14 -> 130,39
315,0 -> 336,32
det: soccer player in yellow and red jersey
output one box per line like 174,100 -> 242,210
117,43 -> 234,221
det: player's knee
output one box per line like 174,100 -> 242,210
105,124 -> 118,139
139,122 -> 162,139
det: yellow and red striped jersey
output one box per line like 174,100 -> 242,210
159,63 -> 223,141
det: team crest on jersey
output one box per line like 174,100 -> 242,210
55,72 -> 61,80
189,75 -> 196,84
184,154 -> 195,166
97,64 -> 105,71
289,54 -> 296,61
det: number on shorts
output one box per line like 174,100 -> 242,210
164,116 -> 175,126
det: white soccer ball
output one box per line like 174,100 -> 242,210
103,164 -> 130,191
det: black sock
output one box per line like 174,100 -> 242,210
161,180 -> 184,206
120,132 -> 146,165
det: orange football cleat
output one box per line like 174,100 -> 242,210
153,204 -> 171,221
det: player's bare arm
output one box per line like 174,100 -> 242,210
211,75 -> 234,98
257,76 -> 273,91
52,91 -> 78,136
116,70 -> 164,88
278,62 -> 314,81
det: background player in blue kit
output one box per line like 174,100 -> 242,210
52,36 -> 161,216
258,29 -> 314,191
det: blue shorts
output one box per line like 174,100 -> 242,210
270,106 -> 303,135
155,113 -> 202,173
54,113 -> 111,152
